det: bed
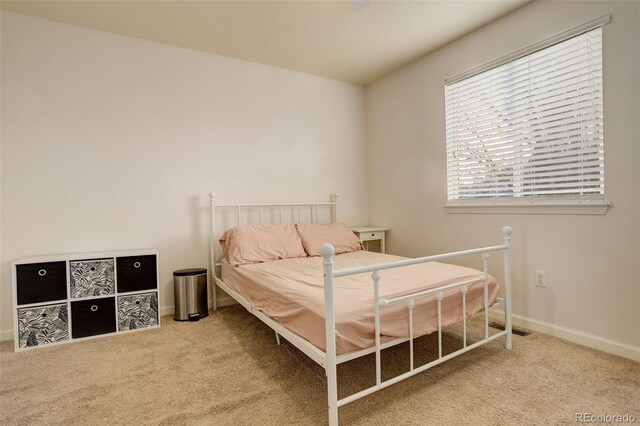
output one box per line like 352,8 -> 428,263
209,193 -> 513,425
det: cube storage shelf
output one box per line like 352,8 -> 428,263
13,249 -> 160,351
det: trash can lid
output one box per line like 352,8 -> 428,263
173,268 -> 207,276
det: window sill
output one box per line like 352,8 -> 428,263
445,202 -> 610,215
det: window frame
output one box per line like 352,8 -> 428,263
444,15 -> 611,215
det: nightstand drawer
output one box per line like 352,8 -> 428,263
359,231 -> 383,241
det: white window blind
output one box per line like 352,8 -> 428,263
445,27 -> 605,208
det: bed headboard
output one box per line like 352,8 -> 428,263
208,193 -> 339,278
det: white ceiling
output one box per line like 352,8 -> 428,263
1,0 -> 531,86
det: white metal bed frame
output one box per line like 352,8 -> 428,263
208,193 -> 512,426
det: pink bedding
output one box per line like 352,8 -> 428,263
221,250 -> 499,355
219,224 -> 307,266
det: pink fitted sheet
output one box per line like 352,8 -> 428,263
221,250 -> 499,355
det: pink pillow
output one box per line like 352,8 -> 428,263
219,224 -> 307,266
295,222 -> 363,256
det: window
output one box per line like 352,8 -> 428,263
445,22 -> 609,213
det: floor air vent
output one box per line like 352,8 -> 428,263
489,322 -> 531,336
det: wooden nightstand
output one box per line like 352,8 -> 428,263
350,226 -> 389,254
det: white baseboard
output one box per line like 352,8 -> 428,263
0,328 -> 13,342
490,310 -> 640,362
159,296 -> 237,317
216,296 -> 238,308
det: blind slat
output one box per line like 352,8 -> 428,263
450,174 -> 604,189
450,117 -> 604,150
451,153 -> 603,176
447,59 -> 602,111
446,88 -> 603,129
450,137 -> 604,163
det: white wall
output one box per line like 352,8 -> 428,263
2,3 -> 638,358
367,1 -> 640,350
0,11 -> 368,336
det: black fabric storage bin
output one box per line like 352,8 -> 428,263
16,261 -> 67,305
116,255 -> 157,293
71,297 -> 116,338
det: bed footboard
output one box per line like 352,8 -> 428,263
321,227 -> 513,426
208,193 -> 512,426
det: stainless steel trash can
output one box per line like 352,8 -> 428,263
173,268 -> 208,321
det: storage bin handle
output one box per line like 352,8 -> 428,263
91,305 -> 98,312
38,269 -> 47,276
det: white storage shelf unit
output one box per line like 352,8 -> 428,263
12,249 -> 160,351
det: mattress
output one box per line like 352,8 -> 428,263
221,250 -> 499,355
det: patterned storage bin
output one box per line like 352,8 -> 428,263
117,292 -> 158,331
70,258 -> 115,298
18,304 -> 69,348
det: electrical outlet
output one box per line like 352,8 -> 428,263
535,270 -> 546,288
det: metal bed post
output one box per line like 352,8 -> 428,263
372,270 -> 382,386
502,226 -> 513,349
332,193 -> 339,222
482,253 -> 490,340
321,244 -> 339,426
209,192 -> 218,311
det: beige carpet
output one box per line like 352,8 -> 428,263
1,305 -> 638,425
